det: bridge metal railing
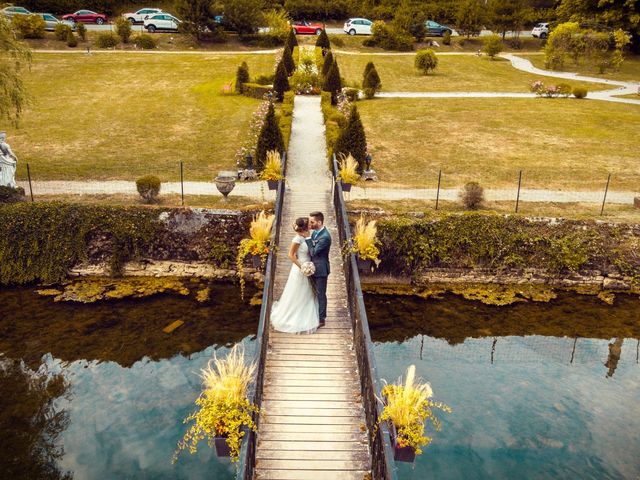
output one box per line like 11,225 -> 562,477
332,154 -> 398,480
236,152 -> 287,480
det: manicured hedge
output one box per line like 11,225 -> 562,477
242,83 -> 274,100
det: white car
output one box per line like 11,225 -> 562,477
343,18 -> 373,36
144,13 -> 181,33
123,8 -> 163,24
532,22 -> 549,39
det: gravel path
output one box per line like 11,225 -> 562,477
17,180 -> 636,205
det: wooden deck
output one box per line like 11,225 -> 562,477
254,96 -> 371,480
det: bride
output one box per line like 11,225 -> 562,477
270,217 -> 319,334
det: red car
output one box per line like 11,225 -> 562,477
62,10 -> 108,25
291,21 -> 324,35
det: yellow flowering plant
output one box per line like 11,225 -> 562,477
237,211 -> 275,298
259,150 -> 284,181
174,344 -> 258,463
337,153 -> 360,185
379,365 -> 451,455
351,215 -> 381,264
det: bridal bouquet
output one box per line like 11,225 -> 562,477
300,262 -> 315,277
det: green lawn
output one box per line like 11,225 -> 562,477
358,97 -> 640,191
525,54 -> 640,83
4,53 -> 275,181
337,54 -> 608,92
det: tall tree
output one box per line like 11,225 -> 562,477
362,62 -> 381,99
175,0 -> 213,40
0,17 -> 31,125
255,102 -> 284,171
488,0 -> 531,39
282,45 -> 296,76
273,59 -> 290,101
315,28 -> 330,48
285,27 -> 298,50
393,0 -> 427,41
221,0 -> 265,34
334,106 -> 368,173
321,50 -> 334,77
322,58 -> 342,104
456,0 -> 486,38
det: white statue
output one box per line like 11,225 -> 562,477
0,132 -> 18,188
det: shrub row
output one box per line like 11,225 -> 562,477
241,83 -> 274,100
375,214 -> 640,278
279,91 -> 295,149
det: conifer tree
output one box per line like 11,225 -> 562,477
283,45 -> 296,76
273,59 -> 290,101
315,28 -> 330,49
235,61 -> 250,93
362,62 -> 381,99
334,106 -> 367,172
285,27 -> 298,50
321,50 -> 334,77
322,58 -> 342,104
255,103 -> 284,171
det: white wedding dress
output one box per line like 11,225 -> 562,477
270,235 -> 320,334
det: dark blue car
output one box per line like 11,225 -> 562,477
425,20 -> 453,36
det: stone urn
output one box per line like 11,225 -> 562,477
215,171 -> 236,201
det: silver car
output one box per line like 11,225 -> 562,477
1,5 -> 32,18
36,13 -> 75,31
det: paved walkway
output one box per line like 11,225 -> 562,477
255,95 -> 371,479
17,179 -> 637,205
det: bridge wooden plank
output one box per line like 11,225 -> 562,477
256,459 -> 370,471
260,416 -> 365,426
258,431 -> 368,442
255,469 -> 370,480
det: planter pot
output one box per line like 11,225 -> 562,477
267,180 -> 279,190
356,258 -> 374,275
214,435 -> 231,458
215,174 -> 236,200
341,181 -> 352,192
251,255 -> 262,269
388,422 -> 416,463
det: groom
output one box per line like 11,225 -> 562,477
307,211 -> 331,328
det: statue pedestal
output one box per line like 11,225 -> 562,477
239,169 -> 257,181
361,169 -> 378,182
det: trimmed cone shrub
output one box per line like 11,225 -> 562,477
273,59 -> 290,101
460,181 -> 484,209
283,45 -> 296,76
415,49 -> 438,74
323,59 -> 342,104
255,103 -> 284,171
322,51 -> 334,77
236,61 -> 250,93
362,63 -> 381,99
136,175 -> 161,203
316,28 -> 330,49
285,27 -> 298,50
572,86 -> 588,99
335,105 -> 367,173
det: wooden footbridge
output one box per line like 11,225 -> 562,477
237,96 -> 397,480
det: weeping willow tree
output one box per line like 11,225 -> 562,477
0,17 -> 31,126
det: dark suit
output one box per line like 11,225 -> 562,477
307,227 -> 331,322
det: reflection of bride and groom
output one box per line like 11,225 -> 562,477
271,211 -> 331,334
0,132 -> 18,188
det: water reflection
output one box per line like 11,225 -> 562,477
367,292 -> 640,479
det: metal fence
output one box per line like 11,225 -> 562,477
333,154 -> 398,480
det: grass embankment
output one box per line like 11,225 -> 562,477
338,54 -> 607,92
357,97 -> 640,191
3,53 -> 275,181
524,54 -> 640,83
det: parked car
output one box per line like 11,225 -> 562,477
1,5 -> 31,18
291,20 -> 323,35
62,10 -> 108,25
122,8 -> 163,24
531,22 -> 549,39
36,13 -> 75,31
425,20 -> 453,36
343,18 -> 373,36
144,13 -> 181,33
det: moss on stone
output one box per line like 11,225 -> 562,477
50,277 -> 193,303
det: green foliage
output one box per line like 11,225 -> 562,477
285,25 -> 298,50
0,186 -> 25,203
66,30 -> 77,47
456,0 -> 486,38
11,14 -> 45,39
459,181 -> 484,209
322,58 -> 342,104
241,82 -> 274,99
254,74 -> 274,85
0,16 -> 31,126
0,203 -> 161,285
220,0 -> 265,34
375,214 -> 637,277
209,241 -> 234,268
76,22 -> 86,41
392,0 -> 427,41
488,0 -> 531,38
95,32 -> 119,48
136,175 -> 161,203
335,105 -> 367,173
273,59 -> 290,101
284,0 -> 348,20
235,61 -> 250,93
114,16 -> 132,43
572,85 -> 588,98
482,34 -> 503,59
282,45 -> 296,76
328,34 -> 344,47
239,33 -> 282,47
255,103 -> 284,171
415,49 -> 439,75
279,91 -> 295,149
365,20 -> 414,51
321,92 -> 342,161
133,34 -> 157,50
263,9 -> 290,41
54,22 -> 72,40
175,0 -> 213,39
321,50 -> 334,77
315,28 -> 330,49
442,30 -> 451,45
362,62 -> 382,99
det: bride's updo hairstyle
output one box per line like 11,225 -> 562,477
293,217 -> 309,233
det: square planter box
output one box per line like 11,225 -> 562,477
388,422 -> 416,463
341,181 -> 352,192
267,180 -> 279,190
356,258 -> 374,275
214,435 -> 231,458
